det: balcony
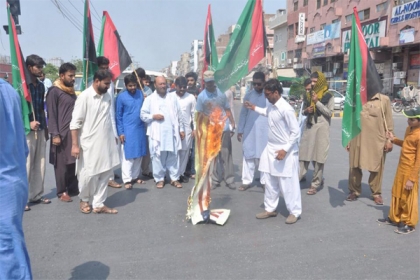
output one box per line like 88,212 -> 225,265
268,12 -> 287,30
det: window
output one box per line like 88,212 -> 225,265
331,0 -> 336,2
332,19 -> 340,24
320,23 -> 326,30
345,14 -> 353,24
303,0 -> 309,6
295,23 -> 299,35
358,8 -> 370,21
294,1 -> 298,11
317,0 -> 321,9
323,0 -> 328,6
310,27 -> 315,33
288,24 -> 294,39
376,2 -> 388,12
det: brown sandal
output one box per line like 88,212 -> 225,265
132,178 -> 146,184
79,201 -> 91,214
170,180 -> 182,188
125,183 -> 133,189
307,186 -> 317,195
92,205 -> 118,214
156,181 -> 164,189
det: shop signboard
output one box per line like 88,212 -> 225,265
399,28 -> 415,44
312,43 -> 325,58
342,19 -> 386,53
391,0 -> 420,24
410,54 -> 420,69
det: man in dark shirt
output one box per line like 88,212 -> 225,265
25,54 -> 51,211
46,63 -> 79,202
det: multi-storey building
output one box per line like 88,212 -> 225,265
189,40 -> 203,72
287,0 -> 420,95
47,57 -> 64,68
176,52 -> 190,76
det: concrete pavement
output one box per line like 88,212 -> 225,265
23,102 -> 419,279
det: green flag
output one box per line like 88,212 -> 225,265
7,5 -> 31,134
203,4 -> 218,72
214,0 -> 265,92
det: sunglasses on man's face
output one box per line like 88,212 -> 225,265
253,82 -> 262,86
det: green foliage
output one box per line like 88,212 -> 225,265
71,58 -> 83,73
289,76 -> 308,99
43,63 -> 59,82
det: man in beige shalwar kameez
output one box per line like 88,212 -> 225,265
346,93 -> 394,205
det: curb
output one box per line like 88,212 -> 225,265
332,111 -> 343,118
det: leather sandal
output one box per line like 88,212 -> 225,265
92,205 -> 118,214
306,186 -> 317,195
170,180 -> 182,188
79,201 -> 91,214
124,183 -> 133,189
156,181 -> 164,189
132,178 -> 146,184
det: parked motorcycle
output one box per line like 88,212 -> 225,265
392,97 -> 418,113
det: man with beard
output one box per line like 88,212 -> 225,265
25,54 -> 51,211
171,76 -> 196,183
237,72 -> 268,191
116,74 -> 147,189
70,70 -> 120,214
140,76 -> 185,189
46,63 -> 79,202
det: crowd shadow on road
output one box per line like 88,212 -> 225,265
211,194 -> 232,208
368,204 -> 391,219
105,187 -> 148,208
69,261 -> 110,280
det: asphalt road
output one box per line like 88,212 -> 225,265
23,102 -> 420,280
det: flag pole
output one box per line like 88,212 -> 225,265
30,101 -> 38,139
131,64 -> 145,92
85,59 -> 89,90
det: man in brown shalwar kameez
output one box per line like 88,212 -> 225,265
46,63 -> 79,202
346,93 -> 394,205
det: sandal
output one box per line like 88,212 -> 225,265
306,186 -> 317,195
79,201 -> 91,214
24,205 -> 31,211
170,180 -> 182,188
31,197 -> 51,204
132,178 -> 146,184
92,205 -> 118,214
190,174 -> 196,179
124,183 -> 133,189
156,181 -> 164,189
238,184 -> 250,191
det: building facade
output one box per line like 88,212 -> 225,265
287,0 -> 420,95
176,52 -> 190,76
190,40 -> 203,72
47,57 -> 64,68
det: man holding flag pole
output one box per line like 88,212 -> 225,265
342,7 -> 394,205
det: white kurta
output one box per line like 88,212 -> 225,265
70,86 -> 120,177
238,89 -> 269,159
255,97 -> 300,177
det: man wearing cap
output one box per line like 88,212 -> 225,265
346,93 -> 394,205
195,71 -> 236,190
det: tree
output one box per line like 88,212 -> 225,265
289,77 -> 307,99
71,58 -> 83,73
43,63 -> 59,82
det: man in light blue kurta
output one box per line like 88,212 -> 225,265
116,74 -> 147,188
237,72 -> 269,191
140,76 -> 185,188
0,79 -> 32,279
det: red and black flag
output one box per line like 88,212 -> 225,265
7,3 -> 32,134
81,0 -> 97,91
97,11 -> 132,80
202,4 -> 218,73
342,7 -> 383,147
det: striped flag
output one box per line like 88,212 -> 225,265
7,4 -> 31,134
342,7 -> 383,147
81,0 -> 98,91
202,4 -> 218,73
214,0 -> 266,92
97,11 -> 132,80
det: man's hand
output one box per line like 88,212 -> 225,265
275,149 -> 287,160
244,101 -> 255,111
311,92 -> 318,103
180,131 -> 185,140
119,135 -> 125,144
237,133 -> 243,142
71,145 -> 80,159
52,135 -> 61,146
153,114 -> 164,120
305,106 -> 314,114
30,121 -> 40,130
346,144 -> 350,152
384,140 -> 393,153
191,130 -> 196,139
405,180 -> 414,191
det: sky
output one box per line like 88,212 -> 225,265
0,0 -> 286,71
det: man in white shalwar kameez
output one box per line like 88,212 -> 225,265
245,79 -> 302,224
237,72 -> 268,191
70,70 -> 120,214
140,76 -> 185,189
171,76 -> 196,183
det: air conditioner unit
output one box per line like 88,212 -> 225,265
399,71 -> 406,78
333,63 -> 341,69
293,58 -> 298,63
392,63 -> 398,69
394,71 -> 406,78
287,59 -> 292,64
